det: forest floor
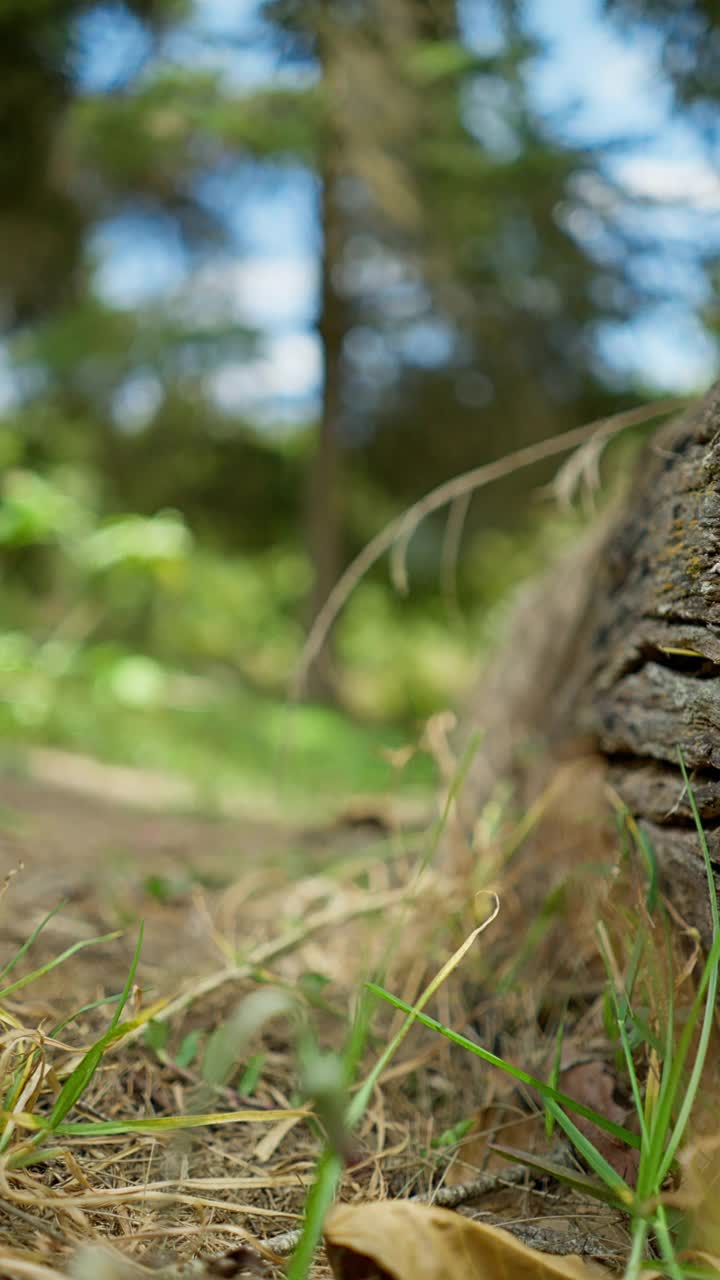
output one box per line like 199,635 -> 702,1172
0,755 -> 695,1279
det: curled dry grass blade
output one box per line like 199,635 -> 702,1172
295,397 -> 687,695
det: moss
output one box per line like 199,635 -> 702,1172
686,556 -> 702,579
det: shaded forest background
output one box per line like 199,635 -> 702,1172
1,0 -> 719,812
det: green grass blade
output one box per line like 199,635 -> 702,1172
418,732 -> 482,876
367,984 -> 639,1149
45,1044 -> 104,1132
50,991 -> 125,1038
284,991 -> 374,1280
288,903 -> 495,1278
596,928 -> 649,1154
5,1146 -> 61,1169
642,929 -> 720,1184
45,925 -> 144,1132
491,1144 -> 627,1207
545,1015 -> 565,1140
679,749 -> 720,934
543,1098 -> 632,1200
287,1150 -> 343,1280
652,1202 -> 686,1280
0,931 -> 122,1001
0,903 -> 65,982
43,1108 -> 308,1136
352,910 -> 498,1127
342,987 -> 374,1086
109,923 -> 144,1032
657,751 -> 720,1181
634,820 -> 660,915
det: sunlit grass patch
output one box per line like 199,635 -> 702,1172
0,656 -> 437,822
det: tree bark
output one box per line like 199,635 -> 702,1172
456,380 -> 720,940
304,14 -> 348,702
304,153 -> 345,701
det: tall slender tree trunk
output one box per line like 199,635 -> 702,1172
304,66 -> 346,701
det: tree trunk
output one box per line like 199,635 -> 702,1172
305,160 -> 344,700
304,69 -> 346,702
455,380 -> 720,941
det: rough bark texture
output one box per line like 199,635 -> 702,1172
457,380 -> 720,940
583,381 -> 720,937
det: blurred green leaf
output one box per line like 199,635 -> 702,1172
237,1053 -> 266,1096
175,1029 -> 203,1069
201,990 -> 297,1088
145,1020 -> 171,1054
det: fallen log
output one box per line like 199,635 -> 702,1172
456,379 -> 720,939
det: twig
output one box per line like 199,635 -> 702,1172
421,1165 -> 528,1207
258,1167 -> 617,1264
294,397 -> 689,694
258,1228 -> 303,1257
260,1165 -> 531,1255
504,1221 -> 621,1260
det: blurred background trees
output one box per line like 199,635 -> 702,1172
0,0 -> 718,801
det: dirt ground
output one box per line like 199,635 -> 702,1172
0,765 -> 300,979
0,759 -> 634,1278
0,761 -> 445,1277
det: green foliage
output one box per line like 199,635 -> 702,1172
218,87 -> 322,161
0,646 -> 437,811
405,38 -> 486,83
1,378 -> 592,739
175,1029 -> 203,1069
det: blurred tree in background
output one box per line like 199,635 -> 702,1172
0,0 -> 717,793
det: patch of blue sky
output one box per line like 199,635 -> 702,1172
525,0 -> 718,391
71,3 -> 152,91
597,307 -> 717,391
195,166 -> 319,259
526,0 -> 669,142
161,0 -> 317,92
90,215 -> 189,307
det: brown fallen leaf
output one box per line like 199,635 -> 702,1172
560,1060 -> 639,1185
324,1200 -> 608,1280
443,1100 -> 544,1184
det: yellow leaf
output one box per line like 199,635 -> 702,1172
324,1201 -> 608,1280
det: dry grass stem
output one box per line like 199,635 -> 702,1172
295,397 -> 687,694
